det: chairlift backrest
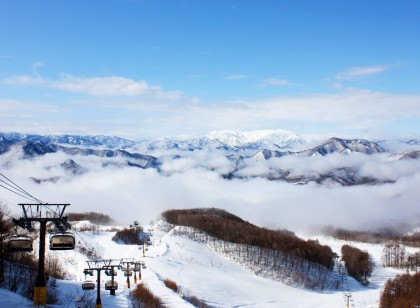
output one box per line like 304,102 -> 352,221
82,280 -> 95,291
49,232 -> 75,250
105,280 -> 118,290
8,235 -> 33,253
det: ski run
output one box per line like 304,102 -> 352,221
1,220 -> 416,308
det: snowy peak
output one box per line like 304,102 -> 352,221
306,137 -> 386,156
206,129 -> 301,146
148,129 -> 303,152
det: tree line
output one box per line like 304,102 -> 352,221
340,244 -> 373,284
172,226 -> 340,290
162,208 -> 335,269
325,226 -> 420,247
67,211 -> 115,225
379,271 -> 420,307
112,227 -> 144,245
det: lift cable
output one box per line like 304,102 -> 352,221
0,172 -> 45,203
0,183 -> 41,203
0,178 -> 38,200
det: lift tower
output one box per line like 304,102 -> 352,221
13,203 -> 71,307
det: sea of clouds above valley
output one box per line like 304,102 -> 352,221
1,147 -> 420,233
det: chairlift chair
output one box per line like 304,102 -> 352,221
7,235 -> 33,252
105,280 -> 118,291
105,270 -> 117,276
49,232 -> 75,250
123,270 -> 132,277
82,280 -> 95,291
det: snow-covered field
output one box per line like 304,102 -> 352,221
1,222 -> 415,307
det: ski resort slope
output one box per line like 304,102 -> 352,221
143,229 -> 344,308
2,223 -> 412,307
72,226 -> 345,308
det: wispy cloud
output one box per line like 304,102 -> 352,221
2,75 -> 46,86
222,74 -> 250,81
1,89 -> 420,139
259,77 -> 302,87
335,64 -> 392,80
2,74 -> 183,100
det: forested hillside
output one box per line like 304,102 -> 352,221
162,208 -> 334,269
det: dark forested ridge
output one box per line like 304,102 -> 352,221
324,226 -> 420,247
162,208 -> 334,269
67,212 -> 115,225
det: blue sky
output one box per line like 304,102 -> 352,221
1,0 -> 419,139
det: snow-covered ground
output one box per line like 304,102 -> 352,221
1,222 -> 415,307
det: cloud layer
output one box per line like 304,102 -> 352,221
1,146 -> 420,234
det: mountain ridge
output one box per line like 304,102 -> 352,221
0,132 -> 418,186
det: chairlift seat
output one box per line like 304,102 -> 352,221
8,235 -> 33,252
82,280 -> 95,291
49,232 -> 75,250
105,281 -> 118,291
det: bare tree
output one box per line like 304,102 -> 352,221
0,202 -> 13,284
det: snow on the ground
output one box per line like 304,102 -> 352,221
0,288 -> 33,307
2,222 -> 417,307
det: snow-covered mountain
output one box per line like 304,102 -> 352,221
0,132 -> 136,149
304,137 -> 386,156
145,129 -> 302,152
0,132 -> 418,186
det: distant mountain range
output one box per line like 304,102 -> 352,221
0,132 -> 136,149
0,131 -> 419,186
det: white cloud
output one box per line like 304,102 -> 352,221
2,148 -> 420,233
259,78 -> 302,87
222,74 -> 250,81
2,73 -> 183,100
1,87 -> 420,139
51,74 -> 183,99
2,75 -> 46,86
335,65 -> 392,80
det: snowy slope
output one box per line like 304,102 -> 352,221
2,222 -> 415,308
0,289 -> 33,307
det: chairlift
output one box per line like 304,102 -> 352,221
7,235 -> 33,252
105,280 -> 118,291
105,270 -> 117,276
123,270 -> 132,277
133,264 -> 141,271
49,232 -> 75,250
82,280 -> 95,291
